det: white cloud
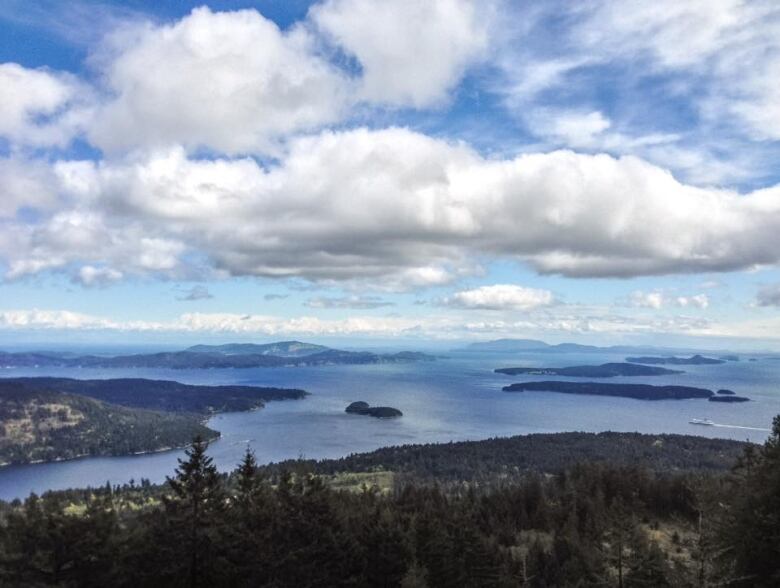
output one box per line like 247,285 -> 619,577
577,0 -> 780,141
0,307 -> 708,340
0,63 -> 89,148
676,294 -> 709,309
89,7 -> 351,154
630,291 -> 665,309
6,127 -> 780,286
527,110 -> 611,148
0,157 -> 60,218
311,0 -> 492,107
74,265 -> 124,287
629,290 -> 709,309
444,284 -> 554,310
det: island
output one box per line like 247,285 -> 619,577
709,396 -> 751,403
0,377 -> 308,465
717,389 -> 736,395
502,381 -> 715,400
626,354 -> 726,365
0,340 -> 438,370
495,362 -> 682,377
345,401 -> 403,418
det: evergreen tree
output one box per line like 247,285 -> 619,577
716,416 -> 780,586
163,435 -> 227,588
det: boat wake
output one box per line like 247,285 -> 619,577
690,418 -> 769,432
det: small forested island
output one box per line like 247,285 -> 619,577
503,381 -> 717,400
0,340 -> 437,370
626,354 -> 726,365
0,377 -> 307,465
495,362 -> 682,377
717,388 -> 736,395
345,401 -> 403,418
709,395 -> 751,403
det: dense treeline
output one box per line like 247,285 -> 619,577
1,422 -> 778,587
1,378 -> 308,415
259,432 -> 747,485
0,383 -> 217,465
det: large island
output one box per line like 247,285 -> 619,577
495,362 -> 683,377
502,381 -> 715,400
0,340 -> 437,370
0,377 -> 307,465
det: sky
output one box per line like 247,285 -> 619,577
2,0 -> 780,349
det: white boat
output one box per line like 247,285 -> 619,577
689,418 -> 715,426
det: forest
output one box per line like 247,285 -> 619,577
0,422 -> 778,587
0,378 -> 308,464
0,382 -> 218,465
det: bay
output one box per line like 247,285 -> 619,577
0,350 -> 777,501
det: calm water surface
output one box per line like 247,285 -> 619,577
1,351 -> 777,500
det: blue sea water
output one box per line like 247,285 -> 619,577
0,350 -> 777,501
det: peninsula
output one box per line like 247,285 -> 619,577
0,377 -> 308,465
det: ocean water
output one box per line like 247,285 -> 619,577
0,350 -> 777,501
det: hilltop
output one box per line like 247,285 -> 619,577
0,341 -> 437,370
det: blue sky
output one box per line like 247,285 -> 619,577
1,0 -> 780,349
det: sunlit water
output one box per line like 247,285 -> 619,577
0,350 -> 777,500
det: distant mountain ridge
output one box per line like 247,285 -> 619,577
458,338 -> 719,355
185,341 -> 329,357
0,341 -> 437,370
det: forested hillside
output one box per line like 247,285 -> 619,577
0,378 -> 308,464
1,425 -> 777,586
0,382 -> 217,465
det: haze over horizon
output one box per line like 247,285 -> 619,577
3,0 -> 780,349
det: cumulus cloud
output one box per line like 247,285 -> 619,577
629,290 -> 709,309
74,265 -> 124,287
88,7 -> 351,154
0,157 -> 61,219
444,284 -> 554,310
263,293 -> 289,301
305,295 -> 394,309
5,127 -> 780,286
0,63 -> 89,148
311,0 -> 492,108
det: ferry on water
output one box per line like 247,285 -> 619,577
689,418 -> 715,426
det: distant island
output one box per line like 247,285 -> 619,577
495,362 -> 682,378
0,377 -> 307,465
345,401 -> 403,418
459,338 -> 699,355
502,381 -> 716,400
709,396 -> 751,403
626,354 -> 726,365
0,340 -> 437,370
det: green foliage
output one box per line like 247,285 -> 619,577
0,382 -> 217,465
0,429 -> 776,587
714,415 -> 780,586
